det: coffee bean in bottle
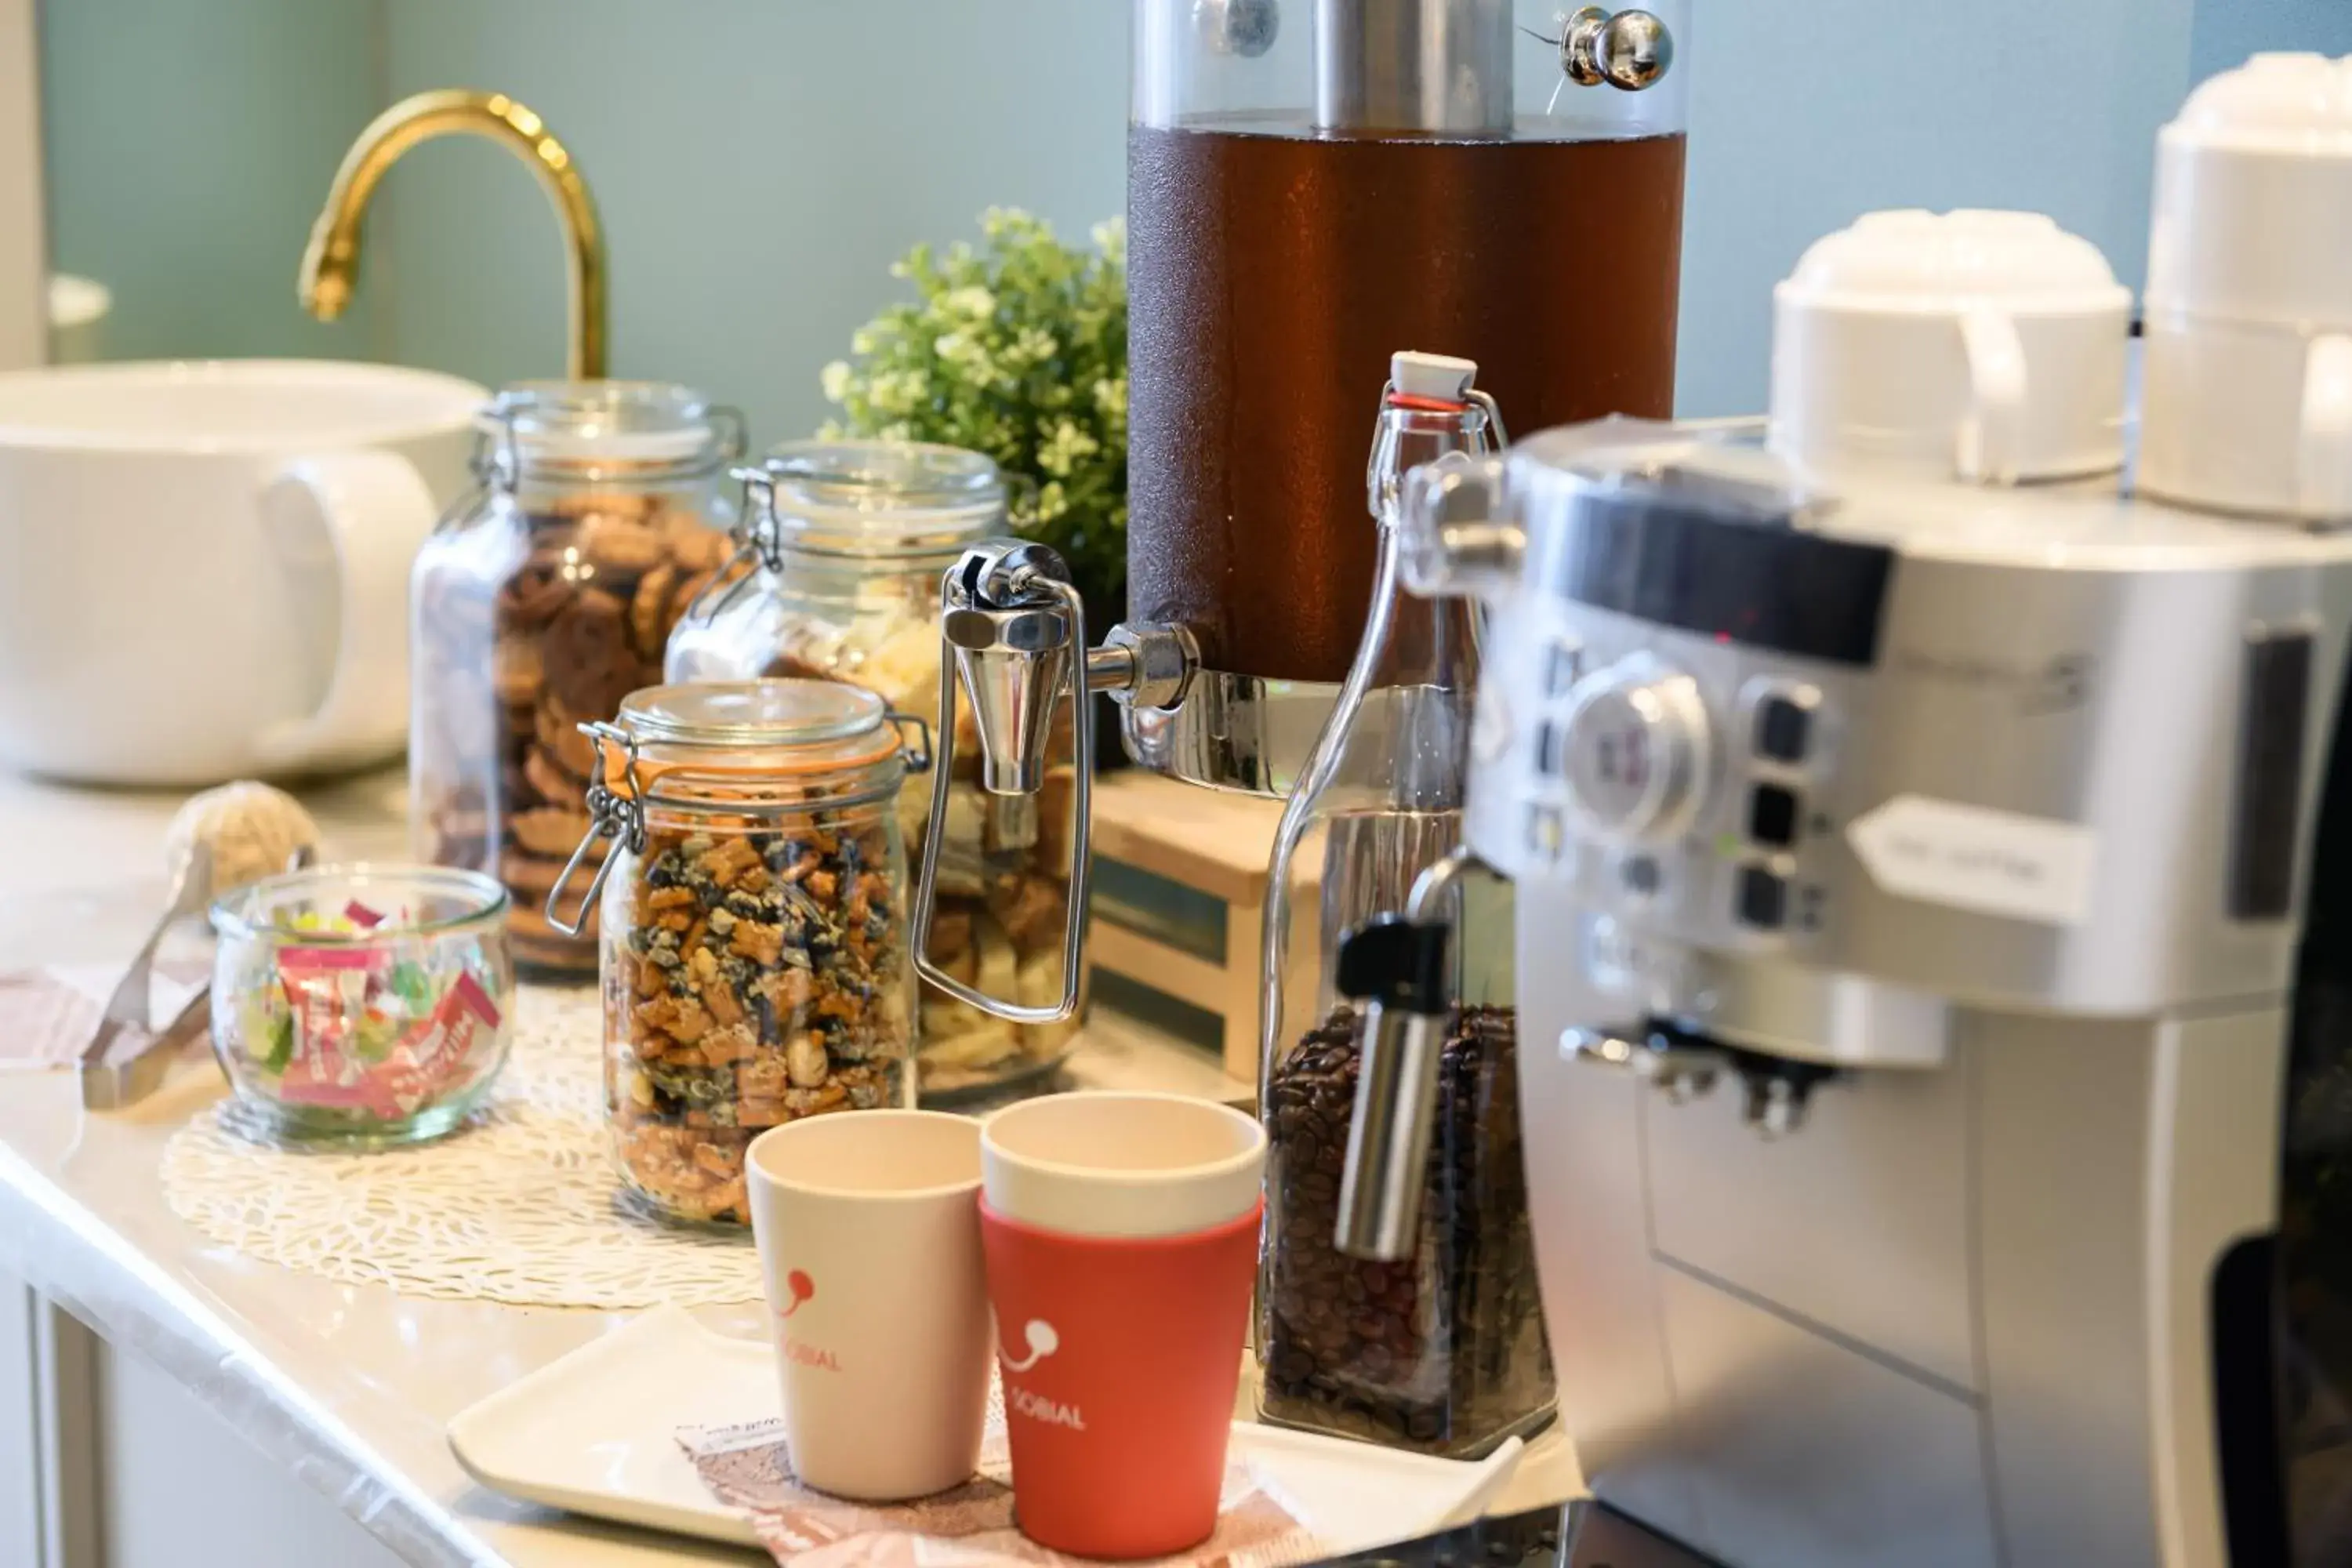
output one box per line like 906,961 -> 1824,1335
1261,1004 -> 1552,1453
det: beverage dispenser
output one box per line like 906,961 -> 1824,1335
1126,0 -> 1687,790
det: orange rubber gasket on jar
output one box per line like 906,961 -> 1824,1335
597,730 -> 906,796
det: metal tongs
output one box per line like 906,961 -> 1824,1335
78,841 -> 317,1111
80,842 -> 216,1110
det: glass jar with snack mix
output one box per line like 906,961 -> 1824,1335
544,680 -> 924,1225
409,382 -> 745,975
666,441 -> 1080,1097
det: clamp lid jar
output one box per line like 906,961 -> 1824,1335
669,445 -> 1089,1100
408,379 -> 743,977
546,677 -> 926,1227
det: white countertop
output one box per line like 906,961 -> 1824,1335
0,766 -> 1579,1566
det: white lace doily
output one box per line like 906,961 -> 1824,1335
162,984 -> 764,1308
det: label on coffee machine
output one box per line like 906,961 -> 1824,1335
1846,795 -> 2097,926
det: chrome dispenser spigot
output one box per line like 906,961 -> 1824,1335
911,540 -> 1197,1022
1331,846 -> 1478,1261
943,542 -> 1082,797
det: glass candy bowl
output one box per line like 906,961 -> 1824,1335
209,866 -> 515,1145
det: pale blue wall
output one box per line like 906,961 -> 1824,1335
2193,0 -> 2352,82
1679,0 -> 2196,416
373,0 -> 1127,448
36,2 -> 2352,434
38,0 -> 387,362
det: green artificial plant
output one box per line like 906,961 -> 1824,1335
819,208 -> 1129,619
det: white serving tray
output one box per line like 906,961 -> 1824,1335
448,1306 -> 1523,1552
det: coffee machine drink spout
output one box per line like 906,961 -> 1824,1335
909,539 -> 1197,1023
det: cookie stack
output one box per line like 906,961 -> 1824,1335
415,486 -> 740,968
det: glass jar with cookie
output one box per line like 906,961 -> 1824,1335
409,383 -> 746,972
543,678 -> 924,1225
666,441 -> 1082,1098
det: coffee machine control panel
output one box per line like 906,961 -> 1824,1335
1491,612 -> 1864,964
1550,655 -> 1711,844
1443,438 -> 2348,1019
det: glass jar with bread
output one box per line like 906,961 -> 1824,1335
667,441 -> 1081,1096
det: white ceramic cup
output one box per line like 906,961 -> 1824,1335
1769,209 -> 2132,486
2140,53 -> 2352,521
980,1091 -> 1267,1240
0,358 -> 485,785
746,1110 -> 991,1501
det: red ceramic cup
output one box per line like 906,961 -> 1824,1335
979,1199 -> 1262,1559
978,1092 -> 1268,1559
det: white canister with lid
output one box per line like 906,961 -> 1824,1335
1769,209 -> 2132,486
2140,53 -> 2352,521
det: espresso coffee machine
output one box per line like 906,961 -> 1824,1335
1344,53 -> 2352,1568
912,0 -> 1689,1019
1402,431 -> 2352,1567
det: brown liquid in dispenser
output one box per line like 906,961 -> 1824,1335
1128,125 -> 1686,682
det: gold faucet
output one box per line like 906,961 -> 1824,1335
299,89 -> 607,379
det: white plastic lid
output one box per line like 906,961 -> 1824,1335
1770,210 -> 2131,485
1777,209 -> 2129,316
1391,350 -> 1477,402
2167,53 -> 2352,155
2140,54 -> 2352,517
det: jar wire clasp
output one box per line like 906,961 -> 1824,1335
681,464 -> 789,627
885,712 -> 935,774
545,721 -> 647,937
